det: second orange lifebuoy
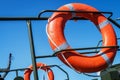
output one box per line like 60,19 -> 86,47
24,62 -> 54,80
46,3 -> 117,73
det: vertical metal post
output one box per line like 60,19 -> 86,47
15,71 -> 18,77
27,20 -> 39,80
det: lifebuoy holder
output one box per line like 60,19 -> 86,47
46,3 -> 117,73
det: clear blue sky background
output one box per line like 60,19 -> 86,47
0,0 -> 120,80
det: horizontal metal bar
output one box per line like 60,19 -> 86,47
0,10 -> 112,21
36,49 -> 119,59
108,18 -> 120,29
38,10 -> 113,18
80,51 -> 99,54
0,65 -> 62,73
83,73 -> 100,77
0,68 -> 29,73
0,17 -> 48,21
53,46 -> 119,56
35,51 -> 100,58
36,51 -> 100,59
36,55 -> 56,58
0,17 -> 88,21
35,46 -> 119,59
0,65 -> 58,73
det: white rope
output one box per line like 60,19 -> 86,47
61,53 -> 81,74
42,64 -> 50,80
46,69 -> 50,80
46,23 -> 59,50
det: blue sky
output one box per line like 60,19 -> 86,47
0,0 -> 120,80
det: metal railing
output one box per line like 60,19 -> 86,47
0,10 -> 120,80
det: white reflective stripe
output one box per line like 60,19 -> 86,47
101,54 -> 111,66
98,20 -> 109,29
98,51 -> 111,66
54,42 -> 69,52
65,4 -> 76,17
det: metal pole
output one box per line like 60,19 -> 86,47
27,20 -> 39,80
15,71 -> 18,77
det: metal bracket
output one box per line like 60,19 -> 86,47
0,53 -> 12,78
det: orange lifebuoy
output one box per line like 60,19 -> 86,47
46,3 -> 117,73
24,62 -> 54,80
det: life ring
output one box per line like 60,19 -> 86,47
24,62 -> 54,80
46,3 -> 117,73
